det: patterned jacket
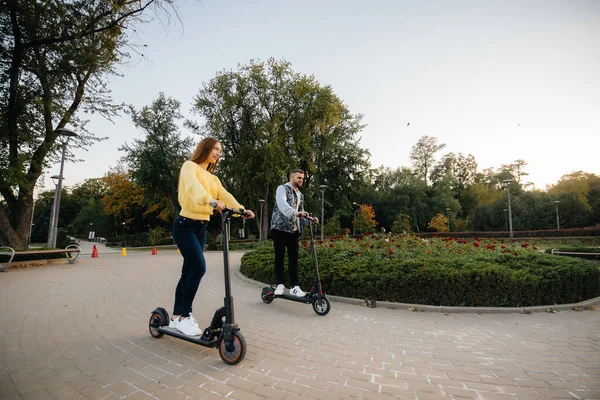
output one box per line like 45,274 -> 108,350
271,182 -> 305,234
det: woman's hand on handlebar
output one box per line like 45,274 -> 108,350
213,200 -> 226,212
242,210 -> 255,219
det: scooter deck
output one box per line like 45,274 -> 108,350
157,326 -> 217,347
273,293 -> 312,304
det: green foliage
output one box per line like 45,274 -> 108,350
148,227 -> 168,246
190,57 -> 370,230
241,235 -> 600,307
324,213 -> 341,236
121,93 -> 193,216
410,135 -> 446,183
0,0 -> 175,248
56,229 -> 69,249
391,213 -> 411,234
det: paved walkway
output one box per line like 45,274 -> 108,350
1,250 -> 599,400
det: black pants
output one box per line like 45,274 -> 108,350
172,216 -> 207,318
272,228 -> 300,287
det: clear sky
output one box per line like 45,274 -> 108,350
42,0 -> 600,192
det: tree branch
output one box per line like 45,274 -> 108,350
24,0 -> 158,49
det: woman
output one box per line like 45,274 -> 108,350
170,137 -> 254,336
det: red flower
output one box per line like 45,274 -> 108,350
329,243 -> 334,248
473,242 -> 480,247
355,251 -> 361,256
388,249 -> 393,254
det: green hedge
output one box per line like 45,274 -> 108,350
240,239 -> 600,307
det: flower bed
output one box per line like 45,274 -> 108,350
240,234 -> 600,307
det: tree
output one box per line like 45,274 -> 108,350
120,92 -> 194,216
409,136 -> 446,184
391,213 -> 411,234
427,213 -> 449,232
190,58 -> 370,237
101,170 -> 146,228
0,0 -> 176,249
354,204 -> 377,234
323,213 -> 341,236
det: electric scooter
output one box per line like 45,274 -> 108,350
261,215 -> 331,316
149,207 -> 249,365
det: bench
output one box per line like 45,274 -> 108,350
551,248 -> 600,259
0,244 -> 81,272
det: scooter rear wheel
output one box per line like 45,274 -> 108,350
218,331 -> 246,365
312,295 -> 331,316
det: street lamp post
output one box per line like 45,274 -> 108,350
445,208 -> 451,232
352,202 -> 360,236
47,128 -> 78,248
319,185 -> 328,241
46,175 -> 60,247
258,199 -> 265,241
503,179 -> 515,243
503,209 -> 508,231
554,200 -> 560,230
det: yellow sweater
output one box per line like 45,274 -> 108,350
177,161 -> 244,221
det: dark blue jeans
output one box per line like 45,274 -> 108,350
172,216 -> 207,318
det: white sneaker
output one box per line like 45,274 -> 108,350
290,286 -> 305,297
274,284 -> 285,295
169,317 -> 179,328
176,313 -> 201,336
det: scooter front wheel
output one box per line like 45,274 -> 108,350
218,331 -> 246,365
312,295 -> 331,316
149,310 -> 168,338
261,287 -> 274,304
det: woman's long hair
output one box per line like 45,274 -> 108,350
189,137 -> 219,173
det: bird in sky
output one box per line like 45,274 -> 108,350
407,122 -> 410,126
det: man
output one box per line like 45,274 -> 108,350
270,168 -> 317,296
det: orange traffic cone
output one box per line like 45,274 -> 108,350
151,246 -> 158,255
91,245 -> 98,258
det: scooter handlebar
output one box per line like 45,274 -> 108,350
223,207 -> 252,218
299,213 -> 318,223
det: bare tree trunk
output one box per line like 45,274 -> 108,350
0,200 -> 32,250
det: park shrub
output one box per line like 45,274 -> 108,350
240,234 -> 600,307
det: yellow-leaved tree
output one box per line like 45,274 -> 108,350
354,204 -> 377,234
428,213 -> 449,232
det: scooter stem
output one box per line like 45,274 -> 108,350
222,210 -> 235,325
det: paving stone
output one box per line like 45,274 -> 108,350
0,251 -> 598,400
